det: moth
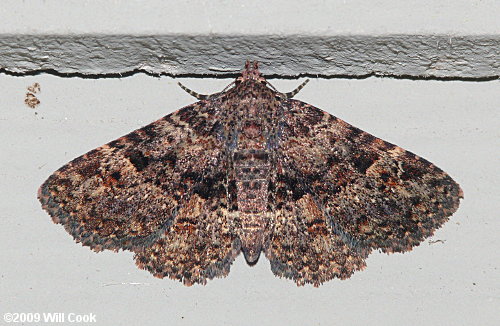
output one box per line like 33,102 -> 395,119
39,61 -> 463,286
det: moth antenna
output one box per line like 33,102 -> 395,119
220,81 -> 236,93
177,82 -> 210,100
266,81 -> 279,92
283,79 -> 310,99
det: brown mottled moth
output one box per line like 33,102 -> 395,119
39,61 -> 463,286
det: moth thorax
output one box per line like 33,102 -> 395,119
242,120 -> 262,139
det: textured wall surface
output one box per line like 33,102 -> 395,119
1,34 -> 499,78
0,0 -> 499,78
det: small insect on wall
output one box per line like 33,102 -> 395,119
38,61 -> 463,287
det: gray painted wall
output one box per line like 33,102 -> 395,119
1,1 -> 498,326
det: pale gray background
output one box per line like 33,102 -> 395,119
1,1 -> 499,326
1,74 -> 499,326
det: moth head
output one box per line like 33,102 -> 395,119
236,60 -> 267,85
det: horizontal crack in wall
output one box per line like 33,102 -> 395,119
1,68 -> 498,82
